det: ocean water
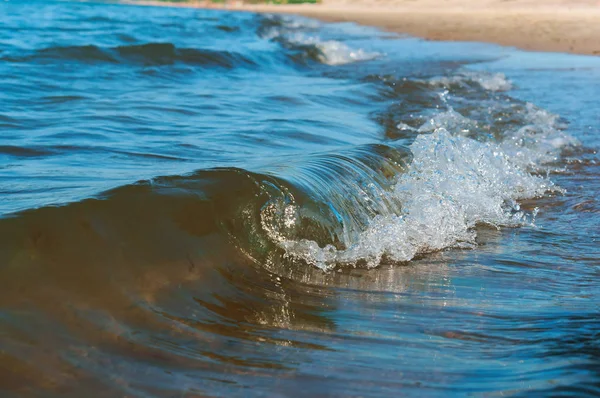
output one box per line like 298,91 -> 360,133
1,1 -> 599,396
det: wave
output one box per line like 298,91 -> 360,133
278,129 -> 557,270
0,66 -> 583,391
258,15 -> 380,66
266,72 -> 576,269
0,113 -> 573,276
281,33 -> 380,66
424,71 -> 513,92
4,16 -> 379,70
0,63 -> 578,274
2,43 -> 258,68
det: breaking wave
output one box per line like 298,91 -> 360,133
258,14 -> 381,66
275,128 -> 557,270
0,72 -> 577,273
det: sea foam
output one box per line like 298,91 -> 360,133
426,71 -> 513,92
278,129 -> 557,270
287,33 -> 380,66
260,15 -> 380,66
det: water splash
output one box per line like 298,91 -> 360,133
259,15 -> 380,66
264,74 -> 576,270
276,128 -> 558,270
426,71 -> 513,92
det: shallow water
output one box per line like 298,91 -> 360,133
1,0 -> 599,396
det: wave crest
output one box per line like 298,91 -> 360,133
258,15 -> 380,66
3,43 -> 257,68
275,129 -> 558,270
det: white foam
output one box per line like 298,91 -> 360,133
500,103 -> 578,168
317,41 -> 379,66
427,71 -> 513,92
417,108 -> 477,134
396,122 -> 416,132
281,32 -> 380,66
260,16 -> 380,66
277,128 -> 560,270
312,39 -> 379,66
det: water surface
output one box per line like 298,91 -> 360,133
1,1 -> 599,396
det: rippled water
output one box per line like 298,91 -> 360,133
1,1 -> 599,396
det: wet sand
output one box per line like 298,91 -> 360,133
126,0 -> 600,55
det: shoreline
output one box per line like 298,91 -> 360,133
123,1 -> 600,56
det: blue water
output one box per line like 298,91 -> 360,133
0,0 -> 599,396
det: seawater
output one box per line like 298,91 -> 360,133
1,1 -> 599,396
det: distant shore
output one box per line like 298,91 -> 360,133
124,0 -> 600,56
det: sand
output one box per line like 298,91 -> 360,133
126,0 -> 600,55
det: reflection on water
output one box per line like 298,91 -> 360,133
0,0 -> 599,396
2,195 -> 598,396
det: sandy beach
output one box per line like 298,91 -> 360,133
127,0 -> 600,55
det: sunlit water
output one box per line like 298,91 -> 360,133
1,0 -> 599,396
